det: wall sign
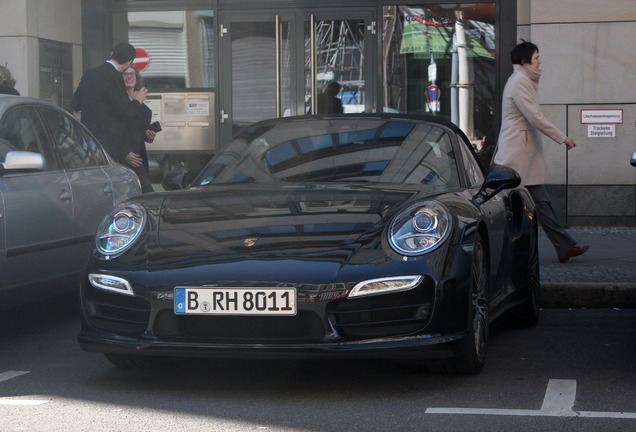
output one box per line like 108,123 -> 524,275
580,109 -> 623,124
587,124 -> 616,138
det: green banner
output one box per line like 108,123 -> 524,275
400,22 -> 493,59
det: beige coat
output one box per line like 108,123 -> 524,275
493,65 -> 566,186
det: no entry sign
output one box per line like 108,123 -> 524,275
133,48 -> 150,72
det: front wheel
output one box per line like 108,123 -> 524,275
448,232 -> 490,375
514,225 -> 541,326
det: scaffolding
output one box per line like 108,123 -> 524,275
306,19 -> 366,110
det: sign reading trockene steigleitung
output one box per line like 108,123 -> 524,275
587,124 -> 616,138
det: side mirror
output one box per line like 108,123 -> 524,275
161,167 -> 191,191
0,151 -> 45,174
631,149 -> 636,167
473,164 -> 521,205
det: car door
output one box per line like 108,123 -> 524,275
0,105 -> 74,301
37,107 -> 116,248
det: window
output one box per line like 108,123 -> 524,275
0,106 -> 53,169
458,138 -> 485,187
113,10 -> 216,90
39,108 -> 106,169
198,118 -> 461,188
382,4 -> 496,161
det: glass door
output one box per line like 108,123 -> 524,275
381,4 -> 496,162
218,10 -> 376,145
304,11 -> 375,115
219,14 -> 293,143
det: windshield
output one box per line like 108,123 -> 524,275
195,118 -> 461,188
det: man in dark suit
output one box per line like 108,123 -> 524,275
72,42 -> 148,166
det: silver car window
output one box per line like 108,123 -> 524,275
39,107 -> 107,169
0,106 -> 54,169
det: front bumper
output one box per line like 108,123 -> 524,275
79,243 -> 474,361
78,329 -> 466,360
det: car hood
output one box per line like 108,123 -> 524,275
155,183 -> 437,260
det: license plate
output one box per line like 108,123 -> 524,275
174,287 -> 296,316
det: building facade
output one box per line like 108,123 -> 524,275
1,0 -> 634,225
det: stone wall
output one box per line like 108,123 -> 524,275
518,0 -> 636,225
0,0 -> 83,98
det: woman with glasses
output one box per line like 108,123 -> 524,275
123,66 -> 155,193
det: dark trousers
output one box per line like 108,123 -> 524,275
132,164 -> 154,194
526,185 -> 576,256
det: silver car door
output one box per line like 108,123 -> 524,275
0,105 -> 74,297
38,107 -> 115,245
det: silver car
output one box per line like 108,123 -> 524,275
0,95 -> 141,309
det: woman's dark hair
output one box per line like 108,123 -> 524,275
111,42 -> 136,64
510,40 -> 538,65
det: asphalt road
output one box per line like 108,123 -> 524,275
1,298 -> 635,432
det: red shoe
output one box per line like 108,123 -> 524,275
558,245 -> 590,263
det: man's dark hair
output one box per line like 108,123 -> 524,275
111,42 -> 136,64
324,81 -> 341,97
510,40 -> 538,65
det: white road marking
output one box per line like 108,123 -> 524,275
0,371 -> 29,383
0,399 -> 49,406
0,371 -> 49,405
426,379 -> 636,419
540,379 -> 577,416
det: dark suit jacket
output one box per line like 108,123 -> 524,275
0,85 -> 20,95
72,62 -> 143,164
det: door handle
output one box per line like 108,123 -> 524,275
103,183 -> 113,195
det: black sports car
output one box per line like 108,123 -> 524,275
78,114 -> 540,374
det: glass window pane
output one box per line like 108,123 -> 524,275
231,21 -> 291,135
305,19 -> 366,114
382,4 -> 495,160
83,129 -> 108,166
297,135 -> 334,154
197,118 -> 460,188
459,137 -> 485,187
40,108 -> 98,169
114,10 -> 216,90
0,107 -> 52,169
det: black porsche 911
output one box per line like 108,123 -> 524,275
78,114 -> 540,374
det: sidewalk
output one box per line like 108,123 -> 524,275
539,226 -> 636,308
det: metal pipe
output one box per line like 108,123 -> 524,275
311,15 -> 317,115
275,15 -> 281,118
455,13 -> 474,140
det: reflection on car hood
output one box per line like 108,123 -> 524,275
157,183 -> 429,259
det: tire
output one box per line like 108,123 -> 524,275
514,225 -> 541,326
447,232 -> 490,375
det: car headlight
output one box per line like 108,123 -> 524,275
95,203 -> 146,257
388,201 -> 451,256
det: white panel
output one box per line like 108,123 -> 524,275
129,28 -> 187,79
532,21 -> 636,105
531,0 -> 636,23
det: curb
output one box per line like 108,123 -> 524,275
541,282 -> 636,309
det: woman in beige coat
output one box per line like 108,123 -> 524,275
493,41 -> 588,262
